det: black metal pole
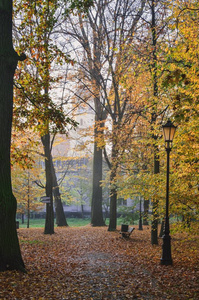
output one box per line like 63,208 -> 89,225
139,196 -> 143,230
161,146 -> 172,265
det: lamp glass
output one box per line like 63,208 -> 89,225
169,126 -> 176,142
162,120 -> 176,142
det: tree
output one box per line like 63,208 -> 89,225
51,158 -> 68,226
114,0 -> 199,235
13,0 -> 94,231
11,129 -> 43,227
149,0 -> 160,245
63,0 -> 146,229
67,158 -> 92,218
123,0 -> 172,243
13,0 -> 75,233
12,167 -> 43,228
0,0 -> 93,271
0,0 -> 26,272
161,0 -> 199,229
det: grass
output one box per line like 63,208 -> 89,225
16,217 -> 142,228
16,218 -> 91,228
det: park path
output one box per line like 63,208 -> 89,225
67,227 -> 160,299
0,226 -> 198,299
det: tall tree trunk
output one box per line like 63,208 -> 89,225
108,144 -> 118,231
91,124 -> 105,226
51,156 -> 68,226
159,219 -> 164,238
108,187 -> 117,231
0,0 -> 25,272
143,199 -> 149,225
21,213 -> 24,224
151,148 -> 159,245
27,171 -> 30,228
151,0 -> 159,245
41,134 -> 54,234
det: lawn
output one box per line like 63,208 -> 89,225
0,225 -> 198,299
16,218 -> 92,228
16,217 -> 131,228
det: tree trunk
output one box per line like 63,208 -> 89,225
91,124 -> 105,226
108,144 -> 118,231
150,0 -> 159,245
151,204 -> 159,244
41,134 -> 54,234
27,192 -> 30,228
27,171 -> 30,228
159,219 -> 164,238
151,149 -> 159,245
21,213 -> 24,224
0,0 -> 25,272
51,156 -> 68,226
143,199 -> 149,225
108,188 -> 117,231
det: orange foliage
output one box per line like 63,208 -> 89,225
0,226 -> 198,299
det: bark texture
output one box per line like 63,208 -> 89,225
41,134 -> 54,234
91,124 -> 105,226
151,149 -> 159,245
150,0 -> 159,245
51,157 -> 68,226
0,1 -> 25,271
108,145 -> 118,231
143,199 -> 149,225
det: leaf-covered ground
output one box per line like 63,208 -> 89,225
0,225 -> 198,299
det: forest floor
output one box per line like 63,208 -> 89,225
0,225 -> 198,299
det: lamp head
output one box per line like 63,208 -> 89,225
162,119 -> 176,149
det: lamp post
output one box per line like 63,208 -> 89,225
161,119 -> 176,265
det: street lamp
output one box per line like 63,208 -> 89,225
161,119 -> 176,265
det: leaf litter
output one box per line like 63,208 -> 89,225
0,226 -> 198,299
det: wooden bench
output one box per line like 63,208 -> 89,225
120,224 -> 135,238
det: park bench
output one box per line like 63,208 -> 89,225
120,224 -> 135,238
